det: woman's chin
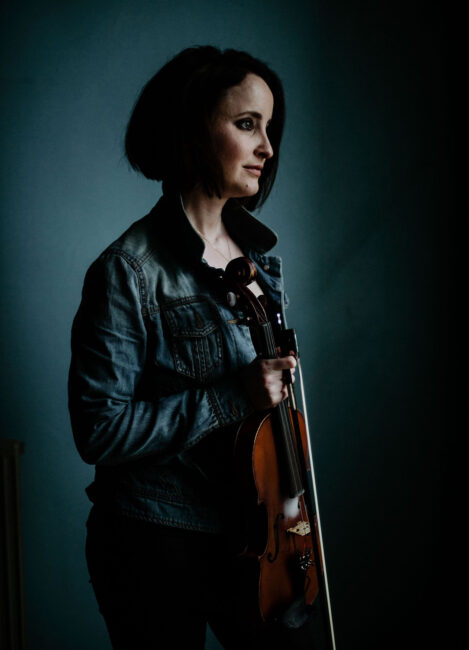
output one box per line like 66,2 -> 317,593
235,185 -> 260,199
222,179 -> 260,200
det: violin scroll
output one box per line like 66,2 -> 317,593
224,257 -> 257,288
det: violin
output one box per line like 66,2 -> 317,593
224,257 -> 336,649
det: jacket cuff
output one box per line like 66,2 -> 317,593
206,373 -> 254,428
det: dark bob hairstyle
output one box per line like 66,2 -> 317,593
125,46 -> 285,210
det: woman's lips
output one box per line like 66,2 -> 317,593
244,166 -> 262,177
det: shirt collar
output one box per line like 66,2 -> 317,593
152,191 -> 278,264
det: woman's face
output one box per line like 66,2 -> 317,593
210,73 -> 274,199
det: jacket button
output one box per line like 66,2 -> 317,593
263,264 -> 270,271
226,291 -> 237,307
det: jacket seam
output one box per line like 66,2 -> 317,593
104,247 -> 149,316
206,387 -> 226,427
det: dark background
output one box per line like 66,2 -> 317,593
1,1 -> 449,648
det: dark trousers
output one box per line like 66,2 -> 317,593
85,506 -> 326,649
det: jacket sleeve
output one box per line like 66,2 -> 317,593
68,252 -> 253,466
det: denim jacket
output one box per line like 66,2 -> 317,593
69,191 -> 288,533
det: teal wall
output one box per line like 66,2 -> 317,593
1,1 -> 448,648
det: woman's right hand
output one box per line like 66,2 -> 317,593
241,355 -> 296,411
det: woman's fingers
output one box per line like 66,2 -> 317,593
243,356 -> 297,410
263,355 -> 296,372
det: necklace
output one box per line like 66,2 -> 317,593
194,227 -> 233,263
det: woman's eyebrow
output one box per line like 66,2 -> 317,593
234,110 -> 272,123
234,110 -> 262,118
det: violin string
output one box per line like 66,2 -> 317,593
265,317 -> 313,560
265,321 -> 304,497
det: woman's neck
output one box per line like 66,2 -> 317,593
181,186 -> 228,240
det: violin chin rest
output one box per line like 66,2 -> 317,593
277,594 -> 311,629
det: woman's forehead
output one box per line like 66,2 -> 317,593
216,73 -> 274,119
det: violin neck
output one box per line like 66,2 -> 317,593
250,318 -> 305,499
274,402 -> 305,498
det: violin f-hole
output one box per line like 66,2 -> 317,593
267,512 -> 285,563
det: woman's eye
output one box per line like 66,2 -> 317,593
236,118 -> 254,131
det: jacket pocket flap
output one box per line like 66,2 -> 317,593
163,299 -> 220,339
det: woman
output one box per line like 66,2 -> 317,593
69,46 -> 322,649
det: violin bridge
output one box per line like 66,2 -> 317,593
287,521 -> 311,536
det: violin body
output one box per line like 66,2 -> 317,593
234,408 -> 319,622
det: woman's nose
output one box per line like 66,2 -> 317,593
256,131 -> 274,159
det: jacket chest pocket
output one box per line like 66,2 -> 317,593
162,299 -> 224,382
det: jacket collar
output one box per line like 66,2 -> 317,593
152,191 -> 278,264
